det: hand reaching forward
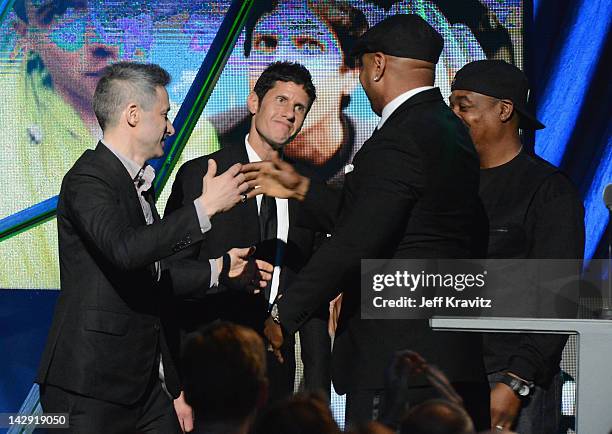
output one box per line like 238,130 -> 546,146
241,151 -> 310,201
173,391 -> 194,433
221,246 -> 273,294
197,159 -> 248,217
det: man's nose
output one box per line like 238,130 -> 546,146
166,120 -> 175,137
90,44 -> 117,59
282,106 -> 295,122
85,25 -> 118,59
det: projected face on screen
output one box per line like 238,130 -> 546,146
16,0 -> 155,127
237,0 -> 490,182
248,1 -> 366,168
1,0 -> 213,214
0,0 -> 223,288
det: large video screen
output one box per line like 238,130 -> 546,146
0,0 -> 524,289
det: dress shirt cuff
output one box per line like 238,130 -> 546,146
507,357 -> 538,383
210,258 -> 221,288
193,200 -> 212,233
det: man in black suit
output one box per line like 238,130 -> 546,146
36,62 -> 272,433
243,15 -> 489,429
166,62 -> 317,410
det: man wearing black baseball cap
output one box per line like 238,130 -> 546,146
450,60 -> 584,433
243,14 -> 490,429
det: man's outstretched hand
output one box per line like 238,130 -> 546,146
241,151 -> 310,201
222,246 -> 273,294
197,159 -> 248,217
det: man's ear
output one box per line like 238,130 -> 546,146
373,52 -> 387,81
126,103 -> 139,127
499,99 -> 515,123
247,91 -> 260,116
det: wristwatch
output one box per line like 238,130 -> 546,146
270,303 -> 281,325
498,373 -> 534,398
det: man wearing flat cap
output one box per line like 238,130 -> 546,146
450,60 -> 584,433
242,14 -> 489,428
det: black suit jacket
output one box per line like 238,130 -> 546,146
165,143 -> 315,335
277,88 -> 489,393
36,143 -> 213,405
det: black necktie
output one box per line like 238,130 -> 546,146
259,195 -> 278,301
141,187 -> 161,280
259,195 -> 277,241
143,188 -> 160,222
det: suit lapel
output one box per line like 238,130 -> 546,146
230,142 -> 262,239
94,142 -> 147,225
144,188 -> 161,222
287,199 -> 299,248
229,139 -> 251,165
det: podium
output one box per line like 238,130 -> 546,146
430,317 -> 612,434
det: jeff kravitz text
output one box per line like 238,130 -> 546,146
371,270 -> 493,310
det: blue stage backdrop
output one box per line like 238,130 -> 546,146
0,0 -> 608,429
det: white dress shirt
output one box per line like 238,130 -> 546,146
245,135 -> 289,306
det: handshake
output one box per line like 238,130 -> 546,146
218,246 -> 272,295
191,152 -> 312,363
193,153 -> 310,294
195,151 -> 310,217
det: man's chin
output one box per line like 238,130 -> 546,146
267,135 -> 291,152
270,141 -> 286,152
153,143 -> 165,159
277,131 -> 302,149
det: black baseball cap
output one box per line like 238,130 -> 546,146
351,14 -> 444,64
451,59 -> 545,130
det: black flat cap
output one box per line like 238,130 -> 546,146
351,14 -> 444,63
452,60 -> 545,130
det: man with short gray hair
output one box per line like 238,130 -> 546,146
92,62 -> 173,131
36,62 -> 273,433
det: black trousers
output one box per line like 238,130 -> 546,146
40,376 -> 181,434
345,381 -> 490,431
299,307 -> 332,398
266,332 -> 296,404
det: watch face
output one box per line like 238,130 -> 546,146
506,376 -> 530,397
518,384 -> 530,396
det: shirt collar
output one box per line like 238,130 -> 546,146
377,86 -> 434,130
101,139 -> 155,192
244,134 -> 262,163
